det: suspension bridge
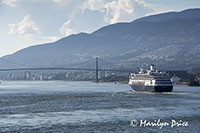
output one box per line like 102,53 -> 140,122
0,58 -> 134,82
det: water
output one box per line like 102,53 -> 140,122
0,81 -> 199,133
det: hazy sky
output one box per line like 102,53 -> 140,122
0,0 -> 200,57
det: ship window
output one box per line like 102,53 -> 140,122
150,80 -> 152,84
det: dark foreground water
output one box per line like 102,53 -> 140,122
0,81 -> 199,133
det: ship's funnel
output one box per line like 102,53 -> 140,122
150,65 -> 155,71
139,68 -> 144,74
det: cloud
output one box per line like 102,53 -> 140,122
59,19 -> 75,36
8,15 -> 40,35
53,0 -> 153,25
104,0 -> 134,24
82,0 -> 154,24
1,0 -> 16,7
134,0 -> 151,8
82,0 -> 105,12
82,0 -> 134,24
51,0 -> 74,6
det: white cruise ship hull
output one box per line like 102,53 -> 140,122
129,65 -> 173,92
130,84 -> 173,92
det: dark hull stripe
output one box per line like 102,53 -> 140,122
130,85 -> 173,92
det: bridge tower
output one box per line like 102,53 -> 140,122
96,57 -> 99,82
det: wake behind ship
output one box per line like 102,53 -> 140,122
129,65 -> 173,92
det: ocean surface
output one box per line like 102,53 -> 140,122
0,81 -> 199,133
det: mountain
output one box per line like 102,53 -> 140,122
134,8 -> 200,22
0,8 -> 200,70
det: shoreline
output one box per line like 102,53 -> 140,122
1,80 -> 200,86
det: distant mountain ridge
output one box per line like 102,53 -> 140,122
0,8 -> 200,70
134,8 -> 200,22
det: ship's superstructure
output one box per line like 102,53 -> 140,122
129,65 -> 173,92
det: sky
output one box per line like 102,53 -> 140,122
0,0 -> 200,57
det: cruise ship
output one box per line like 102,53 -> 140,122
129,65 -> 173,92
